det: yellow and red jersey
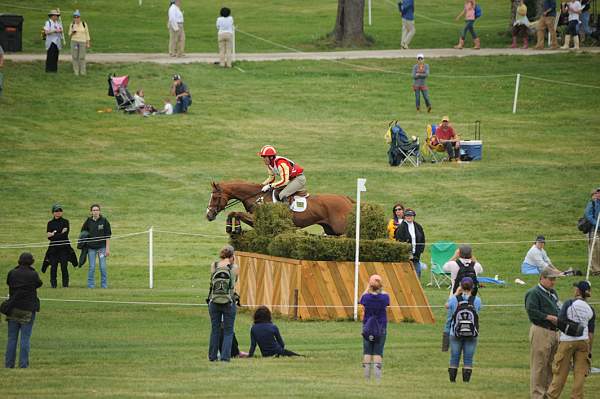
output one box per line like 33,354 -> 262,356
262,156 -> 304,188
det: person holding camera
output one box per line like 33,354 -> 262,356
68,10 -> 90,76
546,281 -> 595,399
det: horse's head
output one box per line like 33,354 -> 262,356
206,181 -> 230,221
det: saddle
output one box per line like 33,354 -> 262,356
271,189 -> 309,212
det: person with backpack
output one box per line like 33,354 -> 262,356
547,281 -> 595,399
43,10 -> 63,73
443,245 -> 483,296
584,188 -> 600,275
68,10 -> 90,76
454,0 -> 480,49
208,245 -> 238,362
359,274 -> 390,382
445,277 -> 481,382
248,306 -> 301,358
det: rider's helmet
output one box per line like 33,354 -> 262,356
258,145 -> 277,157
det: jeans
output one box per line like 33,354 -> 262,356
88,247 -> 107,288
413,260 -> 422,278
414,89 -> 431,109
461,20 -> 477,40
5,312 -> 36,368
581,11 -> 591,35
449,336 -> 477,367
174,96 -> 191,113
443,141 -> 460,159
208,302 -> 236,361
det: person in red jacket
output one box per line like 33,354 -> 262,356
258,145 -> 306,202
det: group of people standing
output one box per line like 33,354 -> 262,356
43,9 -> 90,75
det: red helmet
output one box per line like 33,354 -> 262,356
258,145 -> 277,157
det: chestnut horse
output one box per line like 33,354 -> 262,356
206,180 -> 354,235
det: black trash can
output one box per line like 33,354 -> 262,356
0,14 -> 24,52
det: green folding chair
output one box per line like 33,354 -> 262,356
427,241 -> 456,289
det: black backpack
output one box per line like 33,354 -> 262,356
577,201 -> 596,234
452,295 -> 479,338
452,259 -> 479,296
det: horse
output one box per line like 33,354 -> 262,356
206,180 -> 354,236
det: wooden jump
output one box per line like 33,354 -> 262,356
236,251 -> 435,324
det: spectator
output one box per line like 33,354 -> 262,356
159,98 -> 174,115
44,10 -> 63,73
535,0 -> 559,49
511,1 -> 530,49
248,306 -> 301,358
208,245 -> 238,362
521,235 -> 563,275
170,74 -> 192,113
561,0 -> 582,49
585,187 -> 600,276
394,209 -> 425,277
4,253 -> 43,369
359,274 -> 390,382
444,245 -> 483,296
524,268 -> 561,399
44,204 -> 74,288
81,204 -> 111,288
435,116 -> 461,161
386,203 -> 404,240
412,53 -> 431,113
168,0 -> 185,57
216,7 -> 234,68
133,89 -> 158,115
399,0 -> 415,49
454,0 -> 480,49
547,281 -> 595,399
0,44 -> 4,97
445,277 -> 481,382
580,0 -> 592,41
68,10 -> 90,76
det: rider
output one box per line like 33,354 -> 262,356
259,145 -> 306,202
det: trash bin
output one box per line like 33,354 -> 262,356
0,14 -> 24,52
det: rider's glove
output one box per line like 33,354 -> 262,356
261,184 -> 271,192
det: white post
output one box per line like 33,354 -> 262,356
354,178 -> 367,321
139,0 -> 143,6
512,73 -> 521,114
368,0 -> 372,26
585,212 -> 600,281
232,26 -> 236,63
149,226 -> 154,289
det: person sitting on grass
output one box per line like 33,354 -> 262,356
159,98 -> 174,115
248,306 -> 301,358
133,89 -> 158,116
522,235 -> 564,275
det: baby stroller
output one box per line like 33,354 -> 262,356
385,121 -> 420,167
107,74 -> 137,113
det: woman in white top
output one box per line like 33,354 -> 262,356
562,0 -> 582,49
44,10 -> 63,73
216,8 -> 234,68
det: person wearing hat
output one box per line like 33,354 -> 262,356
524,268 -> 561,399
435,116 -> 461,161
394,208 -> 426,278
167,0 -> 185,57
444,245 -> 483,296
45,204 -> 73,288
399,0 -> 415,49
412,54 -> 431,113
170,74 -> 192,113
584,187 -> 600,275
4,252 -> 43,368
445,276 -> 482,383
68,10 -> 91,76
522,235 -> 564,275
43,10 -> 63,73
547,281 -> 595,398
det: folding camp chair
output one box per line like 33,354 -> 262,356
427,241 -> 456,288
423,124 -> 447,163
386,121 -> 420,167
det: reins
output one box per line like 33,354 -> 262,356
217,190 -> 264,211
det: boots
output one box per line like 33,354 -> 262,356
522,36 -> 529,49
573,35 -> 580,49
454,37 -> 464,49
510,36 -> 517,48
462,368 -> 472,382
561,35 -> 571,49
448,367 -> 458,382
473,37 -> 481,49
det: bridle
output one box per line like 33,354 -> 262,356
207,187 -> 265,215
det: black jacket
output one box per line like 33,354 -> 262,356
394,220 -> 426,260
6,265 -> 43,312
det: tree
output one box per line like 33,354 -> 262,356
332,0 -> 370,47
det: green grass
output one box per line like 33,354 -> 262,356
0,53 -> 599,397
8,0 -> 518,53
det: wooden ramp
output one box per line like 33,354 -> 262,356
236,251 -> 435,324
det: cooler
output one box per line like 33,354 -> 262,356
460,140 -> 483,161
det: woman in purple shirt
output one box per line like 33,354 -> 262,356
359,274 -> 390,382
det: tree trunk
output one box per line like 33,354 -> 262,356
332,0 -> 369,47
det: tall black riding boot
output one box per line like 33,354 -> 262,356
448,367 -> 458,382
462,368 -> 472,382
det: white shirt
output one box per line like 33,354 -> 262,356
168,4 -> 184,30
163,103 -> 173,115
133,94 -> 145,109
44,20 -> 63,50
443,258 -> 483,290
216,16 -> 234,33
405,221 -> 416,253
568,1 -> 582,21
524,245 -> 552,270
560,299 -> 594,342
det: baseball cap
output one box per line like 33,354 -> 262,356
52,203 -> 63,212
404,209 -> 416,217
540,268 -> 560,279
573,281 -> 591,296
459,245 -> 472,259
416,53 -> 424,60
592,187 -> 600,194
441,116 -> 450,122
73,10 -> 81,17
535,235 -> 546,243
173,74 -> 181,81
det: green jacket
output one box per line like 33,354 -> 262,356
525,284 -> 560,330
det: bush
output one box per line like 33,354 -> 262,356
345,203 -> 387,240
254,203 -> 296,237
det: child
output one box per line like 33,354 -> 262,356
360,274 -> 390,382
159,98 -> 173,115
511,1 -> 530,48
248,306 -> 301,357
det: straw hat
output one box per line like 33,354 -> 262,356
48,9 -> 61,16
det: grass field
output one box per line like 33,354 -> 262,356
0,49 -> 600,397
5,0 -> 519,53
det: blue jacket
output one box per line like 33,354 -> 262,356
543,0 -> 557,17
585,199 -> 600,227
401,0 -> 415,21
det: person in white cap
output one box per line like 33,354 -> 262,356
412,53 -> 431,113
68,10 -> 90,76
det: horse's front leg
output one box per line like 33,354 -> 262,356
226,212 -> 255,235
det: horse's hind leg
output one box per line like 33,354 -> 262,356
318,223 -> 337,236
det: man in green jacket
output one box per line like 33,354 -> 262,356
525,268 -> 561,399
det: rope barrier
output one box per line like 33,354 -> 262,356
0,231 -> 149,249
521,74 -> 600,90
153,229 -> 229,239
